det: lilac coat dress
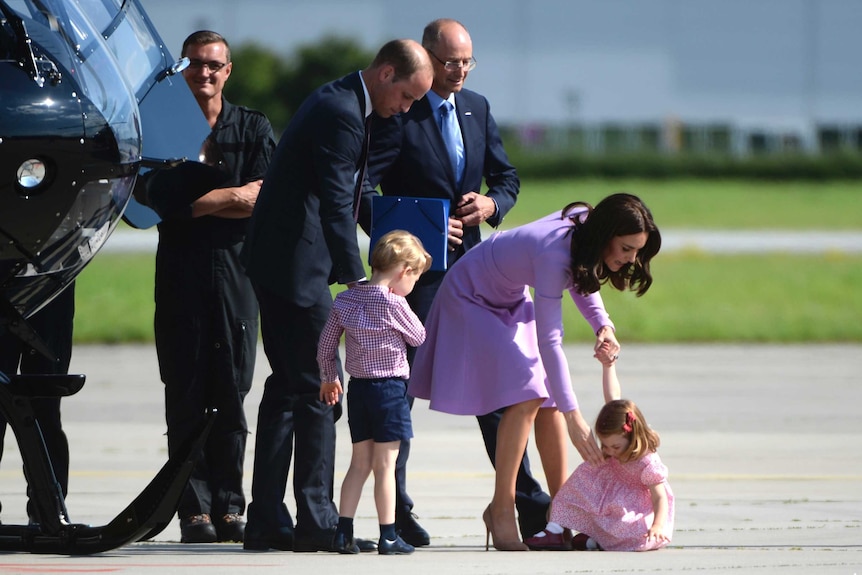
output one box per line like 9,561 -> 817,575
409,209 -> 614,415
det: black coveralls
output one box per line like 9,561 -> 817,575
151,99 -> 274,519
0,284 -> 74,520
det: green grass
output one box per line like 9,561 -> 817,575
72,179 -> 862,344
74,251 -> 862,344
505,178 -> 862,229
576,252 -> 862,342
73,253 -> 155,343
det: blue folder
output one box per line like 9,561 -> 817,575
369,196 -> 450,271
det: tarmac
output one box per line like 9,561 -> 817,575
0,342 -> 860,574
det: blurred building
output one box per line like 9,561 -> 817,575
145,0 -> 862,155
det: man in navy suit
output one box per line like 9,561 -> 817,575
360,18 -> 550,545
241,39 -> 432,553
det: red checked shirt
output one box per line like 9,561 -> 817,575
317,283 -> 426,383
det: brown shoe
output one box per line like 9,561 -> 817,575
524,528 -> 573,551
180,513 -> 218,544
571,532 -> 601,551
216,513 -> 246,542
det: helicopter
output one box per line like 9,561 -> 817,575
1,0 -> 222,553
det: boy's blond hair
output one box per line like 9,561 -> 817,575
370,230 -> 432,274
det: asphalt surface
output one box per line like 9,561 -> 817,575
0,343 -> 859,573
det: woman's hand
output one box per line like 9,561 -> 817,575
564,409 -> 604,466
594,325 -> 620,364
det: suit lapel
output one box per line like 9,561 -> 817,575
348,71 -> 367,118
454,93 -> 476,194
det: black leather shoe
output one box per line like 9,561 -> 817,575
180,514 -> 218,544
355,537 -> 378,552
332,531 -> 359,554
293,529 -> 337,553
243,524 -> 294,551
395,512 -> 430,547
215,513 -> 246,542
378,535 -> 415,555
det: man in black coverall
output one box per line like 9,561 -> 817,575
147,30 -> 275,544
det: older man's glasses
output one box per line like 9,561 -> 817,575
187,59 -> 228,73
429,51 -> 477,72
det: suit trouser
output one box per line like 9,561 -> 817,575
0,284 -> 74,519
247,283 -> 340,539
396,276 -> 551,538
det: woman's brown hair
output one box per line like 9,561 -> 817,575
565,192 -> 661,296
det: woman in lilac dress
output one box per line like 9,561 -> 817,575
409,193 -> 661,551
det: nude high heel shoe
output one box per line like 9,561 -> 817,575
482,505 -> 528,551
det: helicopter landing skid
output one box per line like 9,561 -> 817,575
0,373 -> 214,554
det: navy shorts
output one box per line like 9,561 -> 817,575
346,377 -> 414,443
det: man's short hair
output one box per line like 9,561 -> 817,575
370,39 -> 430,82
182,30 -> 231,61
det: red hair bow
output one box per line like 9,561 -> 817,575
622,411 -> 637,433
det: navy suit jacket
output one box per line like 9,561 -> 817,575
360,88 -> 519,268
242,72 -> 368,306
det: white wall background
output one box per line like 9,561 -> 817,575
143,0 -> 862,128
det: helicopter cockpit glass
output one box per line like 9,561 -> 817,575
1,0 -> 141,319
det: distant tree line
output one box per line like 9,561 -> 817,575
222,35 -> 861,180
224,35 -> 373,133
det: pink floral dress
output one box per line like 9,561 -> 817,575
549,451 -> 674,551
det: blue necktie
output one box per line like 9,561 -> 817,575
439,100 -> 464,186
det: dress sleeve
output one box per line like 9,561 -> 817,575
569,287 -> 614,334
533,292 -> 577,412
533,244 -> 579,413
639,452 -> 669,486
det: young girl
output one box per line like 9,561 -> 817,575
317,230 -> 431,555
525,393 -> 674,552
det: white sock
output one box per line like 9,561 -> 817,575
545,521 -> 564,535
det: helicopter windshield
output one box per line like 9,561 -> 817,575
1,0 -> 209,323
1,0 -> 142,318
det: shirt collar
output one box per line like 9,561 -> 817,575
426,90 -> 455,111
358,70 -> 372,119
210,96 -> 233,130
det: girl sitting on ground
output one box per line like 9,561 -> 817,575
526,395 -> 674,552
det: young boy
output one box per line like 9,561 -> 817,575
317,230 -> 432,555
